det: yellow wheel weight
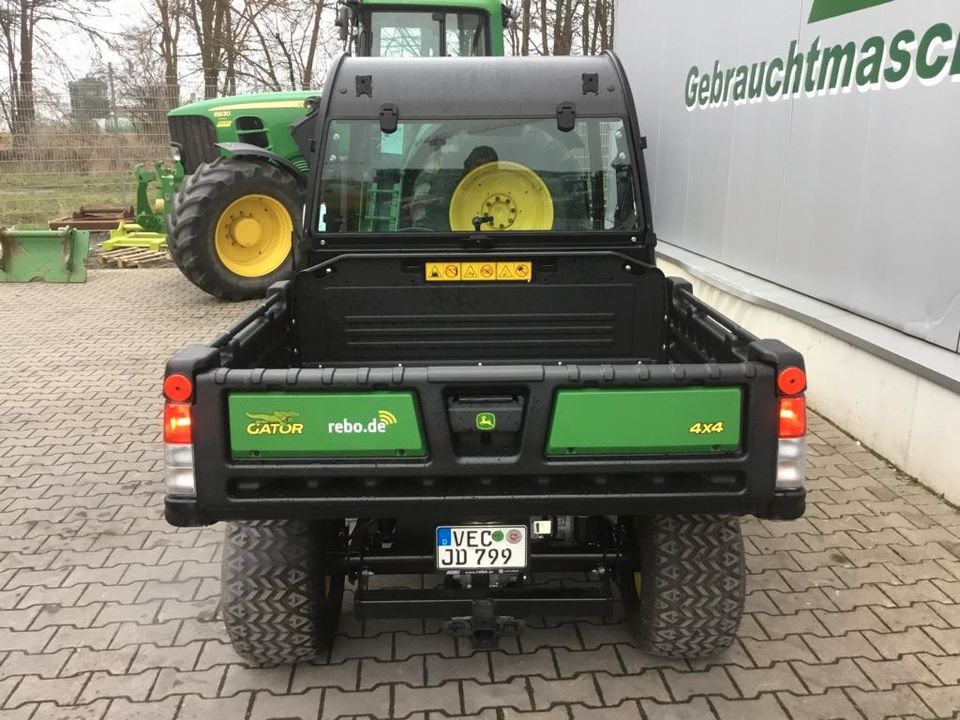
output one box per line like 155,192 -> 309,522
214,194 -> 293,278
449,161 -> 554,232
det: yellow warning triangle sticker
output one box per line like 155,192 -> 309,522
429,267 -> 441,278
463,265 -> 478,279
498,264 -> 515,279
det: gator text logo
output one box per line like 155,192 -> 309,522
245,411 -> 305,436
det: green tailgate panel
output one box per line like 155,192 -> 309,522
546,388 -> 742,455
229,392 -> 425,458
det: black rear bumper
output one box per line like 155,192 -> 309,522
166,486 -> 804,526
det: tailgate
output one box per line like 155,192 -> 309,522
226,386 -> 743,460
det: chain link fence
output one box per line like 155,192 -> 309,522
0,80 -> 181,227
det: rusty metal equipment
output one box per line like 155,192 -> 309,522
48,206 -> 135,231
0,227 -> 90,283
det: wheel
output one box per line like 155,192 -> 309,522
167,157 -> 302,300
448,161 -> 554,231
618,514 -> 745,658
221,519 -> 345,665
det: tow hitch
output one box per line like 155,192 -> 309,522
447,599 -> 523,650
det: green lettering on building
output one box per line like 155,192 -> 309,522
809,0 -> 895,24
683,20 -> 960,111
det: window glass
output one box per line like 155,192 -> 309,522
370,12 -> 487,57
318,118 -> 639,234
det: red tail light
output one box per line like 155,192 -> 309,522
777,367 -> 806,396
164,402 -> 192,444
778,396 -> 806,438
163,374 -> 194,402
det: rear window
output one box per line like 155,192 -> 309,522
370,11 -> 488,57
316,118 -> 639,234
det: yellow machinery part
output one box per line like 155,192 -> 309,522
449,161 -> 554,232
214,194 -> 292,278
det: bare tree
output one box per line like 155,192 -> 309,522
0,0 -> 109,143
186,0 -> 229,98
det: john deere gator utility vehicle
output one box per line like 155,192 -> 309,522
162,53 -> 808,664
166,0 -> 512,301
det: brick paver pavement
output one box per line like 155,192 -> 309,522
1,268 -> 959,720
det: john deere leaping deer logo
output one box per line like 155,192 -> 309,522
245,411 -> 305,436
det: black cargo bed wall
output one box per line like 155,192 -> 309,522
292,253 -> 668,366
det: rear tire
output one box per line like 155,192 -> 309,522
221,519 -> 345,665
619,514 -> 745,658
168,157 -> 303,301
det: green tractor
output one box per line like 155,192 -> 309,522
165,0 -> 512,300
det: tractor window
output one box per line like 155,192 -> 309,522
369,11 -> 488,57
317,118 -> 639,234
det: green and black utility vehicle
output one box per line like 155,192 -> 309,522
162,53 -> 808,665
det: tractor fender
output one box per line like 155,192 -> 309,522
214,142 -> 307,186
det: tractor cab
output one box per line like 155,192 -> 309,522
336,0 -> 512,58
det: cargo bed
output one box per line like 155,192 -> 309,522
164,251 -> 804,526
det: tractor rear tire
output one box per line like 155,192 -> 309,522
221,519 -> 345,665
619,514 -> 745,658
168,157 -> 302,301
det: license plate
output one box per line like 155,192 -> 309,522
436,525 -> 528,571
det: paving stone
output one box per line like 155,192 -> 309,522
873,603 -> 949,631
845,686 -> 935,720
5,674 -> 88,708
756,611 -> 829,639
790,658 -> 874,692
864,627 -> 945,659
0,627 -> 55,653
393,684 -> 459,718
639,697 -> 714,720
812,606 -> 887,635
918,651 -> 960,684
554,646 -> 621,678
501,709 -> 564,720
742,636 -> 817,667
804,631 -> 882,662
0,649 -> 71,679
923,626 -> 960,654
249,689 -> 323,720
46,624 -> 120,651
62,647 -> 137,676
79,669 -> 159,703
150,667 -> 225,701
660,666 -> 737,702
727,663 -> 805,698
361,655 -> 425,688
594,670 -> 670,704
529,675 -> 601,710
176,693 -> 252,720
710,694 -> 789,720
32,699 -> 110,719
223,663 -> 294,695
912,685 -> 960,719
129,642 -> 203,674
776,688 -> 863,720
491,649 -> 557,682
854,655 -> 940,690
461,678 -> 532,714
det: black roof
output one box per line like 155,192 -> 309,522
321,52 -> 631,120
